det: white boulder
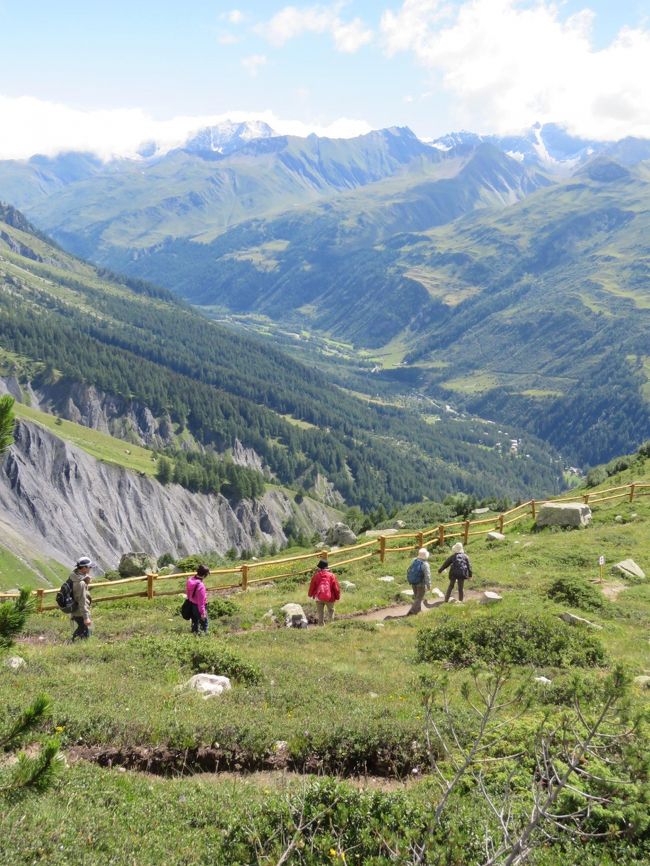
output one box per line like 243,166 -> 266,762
340,580 -> 356,590
559,612 -> 602,630
280,602 -> 308,627
633,676 -> 650,689
184,674 -> 232,699
612,559 -> 645,579
534,676 -> 552,685
5,656 -> 26,670
536,502 -> 592,528
431,587 -> 445,599
487,531 -> 506,542
400,589 -> 414,598
481,591 -> 503,604
377,576 -> 395,583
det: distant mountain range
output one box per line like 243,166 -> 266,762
0,121 -> 648,467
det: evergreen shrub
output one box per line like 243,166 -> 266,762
547,575 -> 604,611
416,610 -> 606,668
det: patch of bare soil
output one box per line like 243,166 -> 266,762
358,587 -> 504,622
599,582 -> 627,601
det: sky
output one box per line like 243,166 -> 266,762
1,0 -> 649,159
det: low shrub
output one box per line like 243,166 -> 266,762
134,635 -> 261,685
546,575 -> 604,611
206,597 -> 239,618
416,610 -> 606,668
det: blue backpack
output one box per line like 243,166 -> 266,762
407,558 -> 425,585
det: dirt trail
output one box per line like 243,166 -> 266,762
357,587 -> 503,622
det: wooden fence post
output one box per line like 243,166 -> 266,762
498,514 -> 504,534
379,536 -> 386,563
147,573 -> 155,600
629,484 -> 635,502
438,525 -> 445,546
583,493 -> 590,504
37,589 -> 44,613
241,564 -> 249,591
417,532 -> 424,550
531,499 -> 536,520
463,520 -> 470,545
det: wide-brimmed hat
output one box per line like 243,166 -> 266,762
76,556 -> 96,569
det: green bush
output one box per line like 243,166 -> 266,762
206,597 -> 239,619
135,635 -> 261,685
546,575 -> 604,611
416,610 -> 606,668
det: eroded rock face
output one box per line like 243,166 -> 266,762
536,503 -> 592,528
0,420 -> 336,573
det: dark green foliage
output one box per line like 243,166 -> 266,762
158,450 -> 265,500
0,695 -> 61,797
206,597 -> 239,619
416,609 -> 606,668
135,635 -> 261,685
156,553 -> 175,569
0,588 -> 33,648
0,394 -> 15,456
547,575 -> 605,611
175,554 -> 210,573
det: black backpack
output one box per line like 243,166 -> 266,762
55,578 -> 75,613
452,553 -> 471,580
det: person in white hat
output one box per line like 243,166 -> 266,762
69,556 -> 95,640
406,548 -> 431,615
438,542 -> 472,603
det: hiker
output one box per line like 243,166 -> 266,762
308,559 -> 340,625
69,556 -> 95,640
438,542 -> 472,603
406,548 -> 432,615
186,564 -> 209,634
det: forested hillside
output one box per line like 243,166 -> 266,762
0,205 -> 562,508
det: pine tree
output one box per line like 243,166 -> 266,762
0,394 -> 15,456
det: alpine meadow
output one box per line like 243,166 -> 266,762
1,2 -> 649,865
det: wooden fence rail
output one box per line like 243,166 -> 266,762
1,481 -> 648,610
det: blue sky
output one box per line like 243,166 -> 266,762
1,1 -> 649,157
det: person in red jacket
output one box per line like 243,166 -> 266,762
186,564 -> 209,634
308,559 -> 341,625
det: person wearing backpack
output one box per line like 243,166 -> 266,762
68,556 -> 95,640
186,565 -> 209,635
438,542 -> 472,603
308,559 -> 340,625
406,548 -> 432,615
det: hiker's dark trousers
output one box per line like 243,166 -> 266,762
408,582 -> 427,614
71,617 -> 90,640
444,577 -> 465,602
190,603 -> 208,634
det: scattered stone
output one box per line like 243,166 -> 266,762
631,513 -> 638,519
261,609 -> 277,623
431,587 -> 445,599
393,520 -> 406,529
364,528 -> 399,538
5,656 -> 26,670
184,674 -> 232,699
324,522 -> 357,547
472,507 -> 490,515
559,612 -> 603,630
340,580 -> 356,590
377,575 -> 395,583
612,559 -> 645,579
487,531 -> 506,542
118,552 -> 157,577
369,692 -> 379,698
536,503 -> 592,528
400,589 -> 414,598
633,676 -> 650,689
614,515 -> 624,523
534,676 -> 552,685
481,591 -> 503,604
280,602 -> 308,627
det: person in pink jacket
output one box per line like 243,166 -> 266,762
186,564 -> 209,634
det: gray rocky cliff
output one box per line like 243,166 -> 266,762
0,420 -> 339,575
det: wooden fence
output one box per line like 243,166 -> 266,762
2,481 -> 648,612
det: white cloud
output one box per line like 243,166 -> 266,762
0,94 -> 372,160
226,9 -> 244,25
258,4 -> 373,53
241,53 -> 268,77
217,32 -> 240,45
380,0 -> 650,140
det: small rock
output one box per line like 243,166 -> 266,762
487,531 -> 506,542
431,587 -> 445,599
481,591 -> 503,604
400,589 -> 414,598
368,692 -> 379,698
184,674 -> 232,699
612,559 -> 645,579
534,676 -> 552,685
378,576 -> 395,583
393,520 -> 406,529
614,515 -> 624,523
340,580 -> 356,590
5,656 -> 26,670
559,612 -> 603,630
633,676 -> 650,689
631,513 -> 638,519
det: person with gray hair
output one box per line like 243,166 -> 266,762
438,542 -> 472,603
68,556 -> 95,640
406,547 -> 432,615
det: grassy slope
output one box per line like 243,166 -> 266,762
0,457 -> 648,863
